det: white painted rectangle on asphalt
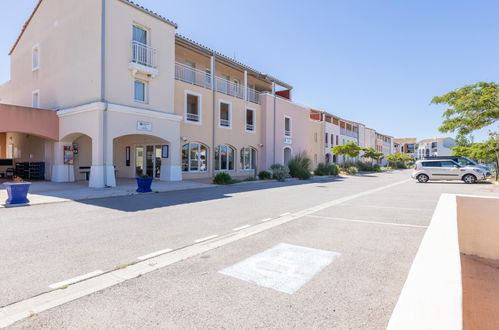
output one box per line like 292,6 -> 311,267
261,218 -> 273,222
194,235 -> 218,243
137,248 -> 173,260
219,243 -> 340,294
233,225 -> 251,231
48,270 -> 104,289
279,212 -> 291,217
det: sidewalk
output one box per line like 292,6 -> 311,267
0,179 -> 213,208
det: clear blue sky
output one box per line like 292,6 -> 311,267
1,0 -> 498,142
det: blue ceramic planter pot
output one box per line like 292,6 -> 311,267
3,182 -> 31,205
136,177 -> 153,193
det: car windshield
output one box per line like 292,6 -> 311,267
457,158 -> 474,166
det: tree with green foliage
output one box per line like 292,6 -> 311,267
455,133 -> 474,147
431,82 -> 499,135
385,152 -> 415,168
331,142 -> 362,164
452,134 -> 499,180
361,147 -> 384,166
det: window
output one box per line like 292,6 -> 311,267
325,133 -> 329,147
314,132 -> 318,142
336,135 -> 339,145
246,108 -> 255,132
284,117 -> 291,136
32,45 -> 39,71
215,145 -> 235,171
32,90 -> 39,108
219,101 -> 231,128
240,147 -> 257,170
422,161 -> 441,167
441,161 -> 458,168
134,80 -> 146,102
185,92 -> 201,123
182,143 -> 208,172
133,25 -> 147,45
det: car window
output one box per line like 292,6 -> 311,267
422,162 -> 441,167
441,161 -> 457,168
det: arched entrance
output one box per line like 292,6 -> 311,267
54,132 -> 93,184
113,134 -> 170,181
325,153 -> 331,164
283,147 -> 292,164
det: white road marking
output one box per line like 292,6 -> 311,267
340,204 -> 434,212
0,178 -> 411,328
48,270 -> 104,289
261,218 -> 273,222
232,225 -> 251,231
194,235 -> 218,243
279,212 -> 291,217
220,243 -> 340,294
307,214 -> 428,228
137,248 -> 173,261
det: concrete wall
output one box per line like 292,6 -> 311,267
105,0 -> 176,113
0,104 -> 59,141
8,0 -> 102,109
457,195 -> 499,260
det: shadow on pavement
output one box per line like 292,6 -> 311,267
76,176 -> 346,212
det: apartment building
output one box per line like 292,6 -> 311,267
375,132 -> 394,165
394,138 -> 417,158
0,0 -> 323,187
415,137 -> 456,159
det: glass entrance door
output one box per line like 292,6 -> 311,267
135,145 -> 162,178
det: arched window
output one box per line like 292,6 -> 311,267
215,145 -> 235,171
182,142 -> 208,172
283,147 -> 292,164
240,147 -> 257,170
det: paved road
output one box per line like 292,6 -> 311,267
2,170 -> 497,329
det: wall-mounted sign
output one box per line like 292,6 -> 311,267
284,138 -> 292,145
162,145 -> 169,158
136,121 -> 152,132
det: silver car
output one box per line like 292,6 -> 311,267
412,160 -> 486,184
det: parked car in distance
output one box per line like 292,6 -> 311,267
423,156 -> 491,176
412,160 -> 487,184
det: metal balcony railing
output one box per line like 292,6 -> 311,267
247,88 -> 260,104
285,130 -> 292,137
246,123 -> 255,131
186,113 -> 200,122
175,62 -> 212,89
131,41 -> 157,68
220,118 -> 230,127
216,77 -> 244,99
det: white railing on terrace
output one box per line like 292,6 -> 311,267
131,41 -> 156,68
246,123 -> 255,131
285,130 -> 292,137
340,128 -> 346,135
186,113 -> 200,122
247,88 -> 259,104
175,62 -> 212,89
174,62 -> 261,104
216,77 -> 244,99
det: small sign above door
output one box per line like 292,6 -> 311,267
137,121 -> 152,132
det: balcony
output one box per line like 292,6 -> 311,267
175,62 -> 212,89
129,41 -> 158,77
174,62 -> 260,104
185,113 -> 200,122
220,119 -> 230,127
246,123 -> 255,131
284,130 -> 291,137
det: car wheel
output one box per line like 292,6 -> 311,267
463,174 -> 476,184
417,174 -> 429,183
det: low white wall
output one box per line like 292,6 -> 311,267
387,194 -> 462,330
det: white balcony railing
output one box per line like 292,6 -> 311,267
174,62 -> 261,104
186,113 -> 200,122
175,62 -> 212,89
246,123 -> 255,131
285,130 -> 291,137
220,118 -> 230,127
247,88 -> 259,104
131,41 -> 156,68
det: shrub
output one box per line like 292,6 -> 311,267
315,163 -> 339,176
355,161 -> 373,171
345,166 -> 358,175
213,172 -> 232,185
287,152 -> 312,180
270,163 -> 290,182
372,164 -> 381,172
258,170 -> 272,180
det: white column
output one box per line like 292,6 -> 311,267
244,70 -> 248,101
51,142 -> 75,182
210,56 -> 215,91
89,136 -> 116,188
160,142 -> 181,181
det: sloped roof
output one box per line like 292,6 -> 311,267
418,137 -> 452,144
9,0 -> 177,56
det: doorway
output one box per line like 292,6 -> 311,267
135,145 -> 162,178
